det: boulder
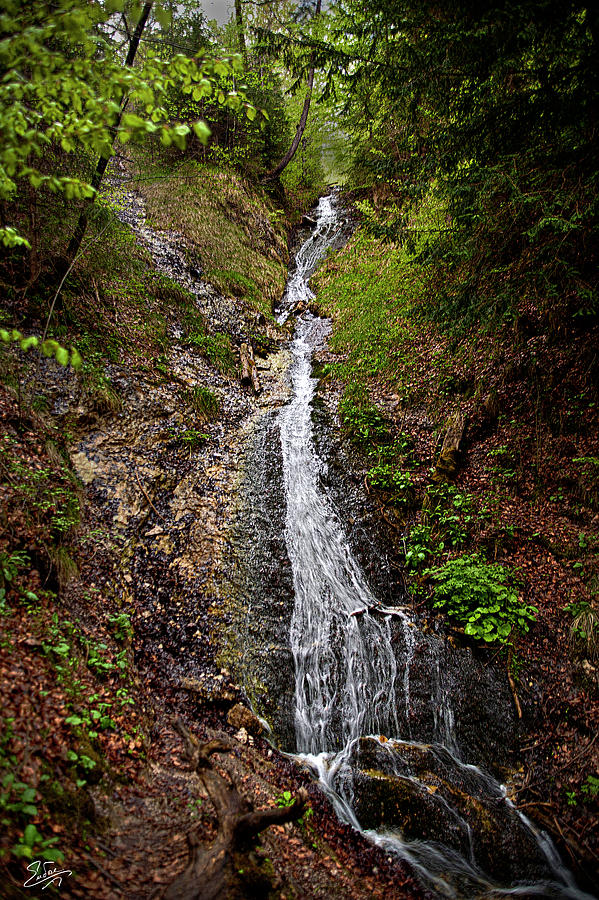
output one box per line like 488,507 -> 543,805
227,703 -> 264,737
347,737 -> 552,887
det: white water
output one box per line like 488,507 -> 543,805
276,195 -> 594,900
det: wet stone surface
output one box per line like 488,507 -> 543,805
348,736 -> 554,891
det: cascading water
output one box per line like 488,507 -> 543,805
274,193 -> 594,900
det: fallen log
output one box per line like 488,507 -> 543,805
433,412 -> 465,482
240,342 -> 261,395
162,718 -> 307,900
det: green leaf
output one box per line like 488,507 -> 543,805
70,348 -> 83,371
155,4 -> 172,27
192,121 -> 211,145
19,336 -> 39,352
42,339 -> 59,358
41,848 -> 64,862
23,824 -> 40,847
55,346 -> 70,366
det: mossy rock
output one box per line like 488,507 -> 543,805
349,737 -> 552,886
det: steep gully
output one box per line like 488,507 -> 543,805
235,193 -> 594,900
104,179 -> 594,898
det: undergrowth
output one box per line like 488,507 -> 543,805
425,553 -> 536,644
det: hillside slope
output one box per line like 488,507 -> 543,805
312,218 -> 599,890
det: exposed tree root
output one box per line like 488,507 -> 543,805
162,718 -> 308,900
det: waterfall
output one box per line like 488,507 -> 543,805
273,194 -> 594,900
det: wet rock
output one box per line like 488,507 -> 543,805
227,703 -> 264,736
348,737 -> 553,887
234,726 -> 251,745
179,674 -> 239,706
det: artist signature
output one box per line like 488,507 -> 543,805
24,860 -> 72,890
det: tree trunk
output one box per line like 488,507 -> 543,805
240,342 -> 261,394
162,720 -> 307,900
433,412 -> 466,482
63,2 -> 154,269
234,0 -> 247,63
261,0 -> 321,183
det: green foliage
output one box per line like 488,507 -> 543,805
187,330 -> 237,375
424,482 -> 473,550
339,388 -> 391,448
402,483 -> 473,573
573,456 -> 599,509
367,463 -> 414,507
581,775 -> 599,801
1,445 -> 81,540
107,612 -> 133,644
0,548 -> 30,591
425,553 -> 536,643
179,383 -> 220,422
487,445 -> 518,483
329,0 -> 598,332
0,330 -> 82,370
565,600 -> 599,662
313,228 -> 426,391
136,161 -> 288,316
0,0 -> 252,247
404,523 -> 433,572
275,790 -> 295,808
81,636 -> 128,678
178,428 -> 210,451
0,730 -> 63,863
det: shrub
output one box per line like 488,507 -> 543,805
179,384 -> 220,422
425,553 -> 536,643
367,463 -> 414,507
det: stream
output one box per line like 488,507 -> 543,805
257,193 -> 594,900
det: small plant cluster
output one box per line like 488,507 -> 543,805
564,600 -> 599,662
573,456 -> 599,510
565,774 -> 599,808
368,462 -> 414,506
42,612 -> 130,683
0,721 -> 63,863
0,548 -> 32,605
179,383 -> 220,422
0,439 -> 81,541
339,388 -> 391,448
187,330 -> 237,376
404,482 -> 473,571
366,435 -> 416,508
486,444 -> 518,483
425,553 -> 537,643
275,791 -> 313,827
